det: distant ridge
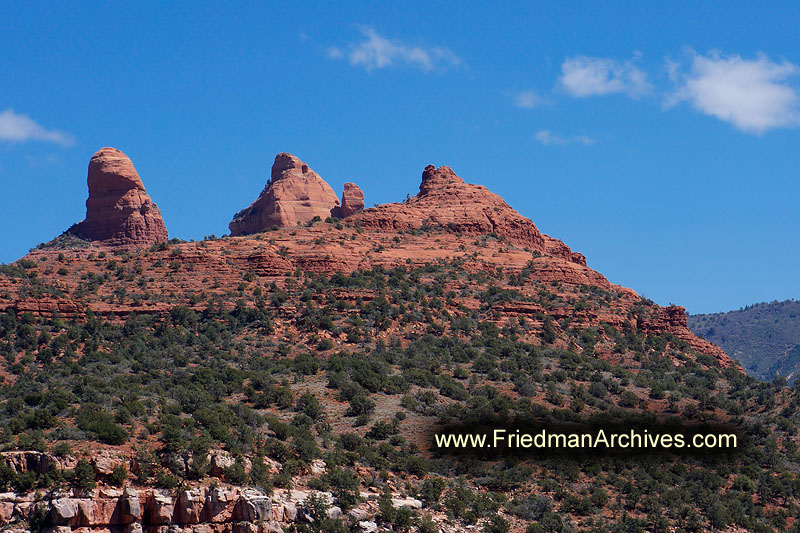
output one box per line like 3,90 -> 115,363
689,299 -> 800,381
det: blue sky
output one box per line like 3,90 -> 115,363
2,1 -> 799,314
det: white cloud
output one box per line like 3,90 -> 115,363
330,27 -> 461,72
560,55 -> 649,97
668,51 -> 799,134
25,153 -> 61,168
512,90 -> 544,109
0,109 -> 74,146
534,130 -> 594,146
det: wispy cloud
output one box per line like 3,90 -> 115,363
25,153 -> 62,168
328,27 -> 461,72
534,130 -> 595,146
667,51 -> 799,134
0,109 -> 74,146
512,90 -> 544,109
560,55 -> 649,98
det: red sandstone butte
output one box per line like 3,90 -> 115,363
229,153 -> 341,235
8,155 -> 733,369
69,147 -> 168,248
352,164 -> 586,265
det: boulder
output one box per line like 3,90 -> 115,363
125,523 -> 144,533
92,452 -> 122,476
359,521 -> 378,533
391,497 -> 423,510
177,488 -> 205,524
208,451 -> 235,477
148,490 -> 176,525
233,522 -> 282,533
98,488 -> 123,499
119,487 -> 141,524
348,508 -> 369,521
309,459 -> 327,476
232,523 -> 259,533
45,527 -> 72,533
233,488 -> 271,522
50,498 -> 77,525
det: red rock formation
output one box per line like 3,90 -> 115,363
0,297 -> 84,319
229,153 -> 340,235
6,155 -> 734,370
69,147 -> 168,248
352,164 -> 586,265
334,182 -> 365,218
641,305 -> 734,367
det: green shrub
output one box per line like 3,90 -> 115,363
224,461 -> 248,484
76,407 -> 128,445
72,459 -> 96,491
109,464 -> 128,486
483,515 -> 510,533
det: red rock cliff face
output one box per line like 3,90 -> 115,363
229,153 -> 341,235
69,147 -> 168,248
351,164 -> 586,265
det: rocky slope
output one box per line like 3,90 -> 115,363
0,452 -> 423,533
68,148 -> 168,249
0,152 -> 769,532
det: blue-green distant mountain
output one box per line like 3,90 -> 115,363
688,300 -> 800,381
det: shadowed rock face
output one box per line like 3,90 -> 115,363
69,147 -> 168,248
229,153 -> 341,236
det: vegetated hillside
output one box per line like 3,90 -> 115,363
2,225 -> 798,532
0,161 -> 797,532
689,299 -> 800,382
